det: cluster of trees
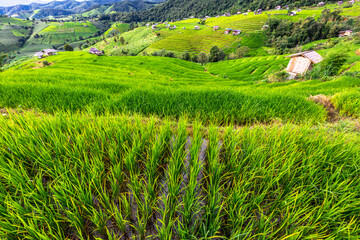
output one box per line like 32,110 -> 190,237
0,54 -> 7,69
140,46 -> 229,64
105,0 -> 339,23
265,9 -> 357,53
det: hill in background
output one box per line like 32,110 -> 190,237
0,0 -> 164,19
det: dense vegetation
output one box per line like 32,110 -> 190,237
119,0 -> 339,22
1,2 -> 360,239
266,9 -> 360,53
0,113 -> 359,239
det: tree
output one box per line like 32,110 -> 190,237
197,52 -> 208,65
64,44 -> 74,51
0,54 -> 7,68
166,52 -> 176,58
182,52 -> 191,61
119,37 -> 126,45
235,46 -> 250,58
209,46 -> 225,62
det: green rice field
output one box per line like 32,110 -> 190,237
0,112 -> 360,239
1,51 -> 360,125
0,17 -> 32,53
37,21 -> 99,45
1,5 -> 360,239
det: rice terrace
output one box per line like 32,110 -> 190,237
1,0 -> 360,239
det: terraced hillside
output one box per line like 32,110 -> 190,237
146,14 -> 267,54
104,22 -> 130,36
207,55 -> 288,81
0,17 -> 32,53
36,21 -> 99,45
2,51 -> 360,124
87,27 -> 159,56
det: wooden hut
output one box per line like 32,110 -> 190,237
224,28 -> 232,34
317,2 -> 325,6
89,47 -> 104,56
339,30 -> 353,37
213,26 -> 220,31
285,51 -> 323,79
34,52 -> 44,59
194,25 -> 200,30
232,30 -> 241,35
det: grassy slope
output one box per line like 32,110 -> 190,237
0,17 -> 32,53
1,50 -> 360,124
37,21 -> 98,45
88,27 -> 159,55
104,23 -> 130,36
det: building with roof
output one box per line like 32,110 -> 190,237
339,30 -> 353,37
34,52 -> 45,59
224,28 -> 232,34
232,30 -> 241,35
213,26 -> 220,31
89,47 -> 104,56
34,49 -> 58,59
285,51 -> 323,79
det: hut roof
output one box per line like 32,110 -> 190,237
43,49 -> 58,54
34,52 -> 44,57
286,51 -> 323,64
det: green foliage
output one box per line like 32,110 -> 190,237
267,70 -> 289,83
208,46 -> 225,62
265,9 -> 349,52
333,90 -> 360,117
0,114 -> 360,238
229,46 -> 250,59
197,52 -> 208,65
64,44 -> 74,51
0,54 -> 7,68
182,52 -> 191,61
307,52 -> 348,79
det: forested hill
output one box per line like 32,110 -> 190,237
121,0 -> 337,22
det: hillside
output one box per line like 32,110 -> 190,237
1,42 -> 360,237
1,2 -> 360,239
123,0 -> 339,21
0,16 -> 32,53
0,0 -> 156,19
3,43 -> 360,123
91,3 -> 360,57
81,0 -> 164,18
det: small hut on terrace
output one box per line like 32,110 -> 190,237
317,2 -> 325,6
194,25 -> 200,30
232,30 -> 241,35
285,51 -> 323,79
224,28 -> 232,34
43,49 -> 58,56
213,26 -> 220,31
34,52 -> 44,59
89,47 -> 104,56
339,30 -> 353,37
